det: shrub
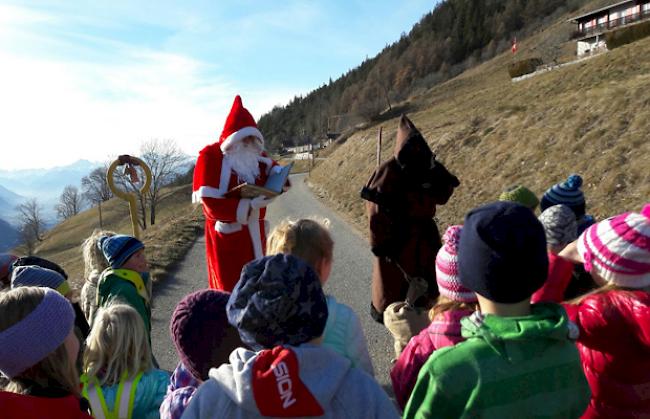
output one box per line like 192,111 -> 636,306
508,57 -> 543,78
606,20 -> 650,49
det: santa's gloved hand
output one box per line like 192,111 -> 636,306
250,195 -> 275,210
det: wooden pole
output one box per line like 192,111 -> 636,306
376,126 -> 383,167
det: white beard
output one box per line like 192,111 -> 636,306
224,141 -> 262,184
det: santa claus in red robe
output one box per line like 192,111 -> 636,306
193,95 -> 282,291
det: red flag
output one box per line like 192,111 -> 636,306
511,37 -> 517,54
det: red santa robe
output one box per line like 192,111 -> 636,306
192,95 -> 279,291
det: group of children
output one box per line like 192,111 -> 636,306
0,231 -> 167,418
0,172 -> 648,418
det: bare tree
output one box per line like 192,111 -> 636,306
16,198 -> 46,253
140,139 -> 186,226
55,185 -> 84,220
81,165 -> 112,228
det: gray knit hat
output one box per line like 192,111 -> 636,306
11,265 -> 71,296
0,288 -> 75,378
539,205 -> 578,248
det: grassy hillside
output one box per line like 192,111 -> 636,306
25,183 -> 202,291
309,14 -> 650,235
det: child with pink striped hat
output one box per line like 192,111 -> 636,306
390,225 -> 478,410
561,203 -> 650,418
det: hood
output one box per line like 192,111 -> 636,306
210,345 -> 351,417
393,115 -> 433,172
360,114 -> 459,207
461,303 -> 577,361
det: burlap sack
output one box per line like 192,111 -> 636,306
384,301 -> 430,359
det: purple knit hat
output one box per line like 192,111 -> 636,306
435,226 -> 477,303
170,289 -> 243,380
577,203 -> 650,288
0,288 -> 74,378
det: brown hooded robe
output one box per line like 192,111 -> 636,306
361,115 -> 460,320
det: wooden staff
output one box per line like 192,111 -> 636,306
376,126 -> 383,167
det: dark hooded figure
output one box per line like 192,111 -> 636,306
361,115 -> 460,323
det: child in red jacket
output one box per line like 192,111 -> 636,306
561,203 -> 650,418
0,287 -> 92,418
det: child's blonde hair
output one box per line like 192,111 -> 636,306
84,303 -> 152,386
266,218 -> 334,274
82,229 -> 116,279
0,287 -> 80,395
429,295 -> 477,321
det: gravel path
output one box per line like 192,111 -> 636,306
150,173 -> 394,392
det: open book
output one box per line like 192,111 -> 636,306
225,162 -> 293,199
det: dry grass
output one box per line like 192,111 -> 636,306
309,15 -> 650,237
27,183 -> 202,291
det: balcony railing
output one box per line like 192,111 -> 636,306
576,9 -> 650,38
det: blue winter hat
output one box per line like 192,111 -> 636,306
458,201 -> 548,304
540,174 -> 586,217
11,265 -> 71,296
227,254 -> 328,351
98,234 -> 144,269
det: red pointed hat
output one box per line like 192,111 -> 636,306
219,95 -> 264,152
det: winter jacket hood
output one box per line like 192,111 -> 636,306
97,369 -> 169,419
182,345 -> 399,418
564,290 -> 650,418
461,303 -> 577,360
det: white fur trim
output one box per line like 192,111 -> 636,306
248,208 -> 264,259
193,186 -> 223,202
220,127 -> 264,152
219,158 -> 232,195
236,199 -> 251,225
193,157 -> 233,202
215,221 -> 243,234
258,156 -> 273,174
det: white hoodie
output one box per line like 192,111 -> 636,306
181,344 -> 399,419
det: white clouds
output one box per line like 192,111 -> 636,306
0,3 -> 301,170
0,1 -> 434,170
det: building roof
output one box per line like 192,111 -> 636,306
568,0 -> 635,23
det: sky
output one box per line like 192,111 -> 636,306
0,0 -> 437,170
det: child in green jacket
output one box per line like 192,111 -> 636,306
96,234 -> 152,340
404,202 -> 590,418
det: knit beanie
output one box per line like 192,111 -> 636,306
540,174 -> 586,217
0,288 -> 75,378
577,203 -> 650,288
458,201 -> 549,303
538,204 -> 578,249
170,289 -> 243,380
227,254 -> 328,351
98,234 -> 144,269
435,225 -> 477,303
498,185 -> 539,210
11,265 -> 71,296
11,255 -> 68,279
